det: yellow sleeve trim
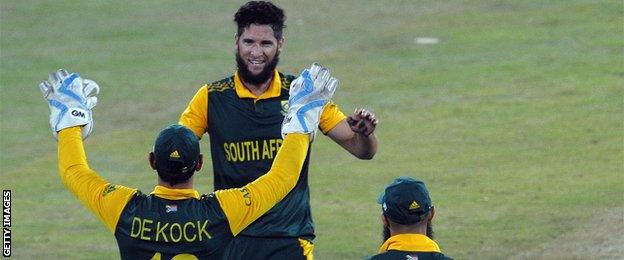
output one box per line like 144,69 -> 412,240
215,134 -> 309,235
299,238 -> 315,260
319,102 -> 346,134
179,85 -> 209,138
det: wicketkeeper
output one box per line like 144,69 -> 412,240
40,64 -> 337,259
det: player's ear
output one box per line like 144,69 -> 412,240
429,206 -> 435,221
195,154 -> 203,172
277,37 -> 285,53
381,213 -> 388,226
148,152 -> 157,170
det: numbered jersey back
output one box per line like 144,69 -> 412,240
114,192 -> 233,259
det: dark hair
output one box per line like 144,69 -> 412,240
157,161 -> 196,186
234,1 -> 286,39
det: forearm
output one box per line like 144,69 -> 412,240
348,132 -> 378,159
334,130 -> 378,160
246,133 -> 310,206
215,133 -> 310,235
58,127 -> 90,174
328,119 -> 378,160
58,127 -> 109,212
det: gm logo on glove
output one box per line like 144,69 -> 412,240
71,109 -> 86,118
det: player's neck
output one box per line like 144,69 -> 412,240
389,224 -> 427,237
158,179 -> 194,189
242,76 -> 273,96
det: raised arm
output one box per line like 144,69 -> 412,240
58,127 -> 137,232
40,70 -> 136,233
214,63 -> 338,235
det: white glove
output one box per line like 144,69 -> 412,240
39,69 -> 100,140
282,63 -> 338,139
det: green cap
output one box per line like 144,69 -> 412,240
377,177 -> 433,225
153,124 -> 200,184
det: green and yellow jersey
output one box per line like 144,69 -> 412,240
57,126 -> 309,259
369,234 -> 452,260
179,69 -> 345,239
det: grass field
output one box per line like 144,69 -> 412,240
1,1 -> 623,259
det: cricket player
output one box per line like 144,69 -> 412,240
39,64 -> 337,259
179,2 -> 378,258
370,177 -> 452,259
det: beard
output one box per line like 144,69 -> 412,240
235,50 -> 280,85
382,224 -> 391,242
427,222 -> 434,239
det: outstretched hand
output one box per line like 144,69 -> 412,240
346,108 -> 378,137
281,63 -> 338,139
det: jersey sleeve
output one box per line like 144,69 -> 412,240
179,85 -> 209,138
319,101 -> 347,134
57,127 -> 137,233
214,133 -> 310,235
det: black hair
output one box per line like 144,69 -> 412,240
234,1 -> 286,39
157,161 -> 196,186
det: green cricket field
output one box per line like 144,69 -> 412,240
1,1 -> 622,259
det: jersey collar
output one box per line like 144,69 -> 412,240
151,185 -> 200,200
234,69 -> 282,100
378,234 -> 441,253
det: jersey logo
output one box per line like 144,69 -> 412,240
169,150 -> 180,159
405,254 -> 419,260
409,201 -> 420,210
102,184 -> 117,197
280,100 -> 289,116
165,204 -> 178,213
240,188 -> 251,206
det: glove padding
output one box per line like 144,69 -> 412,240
39,69 -> 100,140
282,63 -> 338,140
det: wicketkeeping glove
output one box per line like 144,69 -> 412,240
282,63 -> 338,140
39,69 -> 100,140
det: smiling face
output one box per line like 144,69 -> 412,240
235,24 -> 284,85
